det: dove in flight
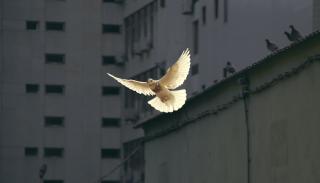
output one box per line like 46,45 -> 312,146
107,48 -> 191,113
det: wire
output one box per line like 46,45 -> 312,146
93,143 -> 143,183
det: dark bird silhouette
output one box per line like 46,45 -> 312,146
223,61 -> 236,78
39,164 -> 47,179
284,31 -> 294,42
289,25 -> 302,41
265,39 -> 278,53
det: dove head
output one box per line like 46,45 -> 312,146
289,25 -> 294,29
147,78 -> 155,84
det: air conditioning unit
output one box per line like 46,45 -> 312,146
133,42 -> 143,56
147,40 -> 153,49
124,108 -> 140,123
115,55 -> 128,66
141,41 -> 149,53
182,0 -> 194,15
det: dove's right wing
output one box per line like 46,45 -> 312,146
159,48 -> 191,89
107,73 -> 155,96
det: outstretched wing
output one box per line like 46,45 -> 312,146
107,73 -> 155,96
159,48 -> 191,89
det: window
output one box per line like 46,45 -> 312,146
45,85 -> 65,94
224,0 -> 228,22
214,0 -> 219,19
46,21 -> 65,31
45,116 -> 64,127
193,20 -> 199,54
101,149 -> 120,158
191,64 -> 199,75
44,180 -> 64,183
26,21 -> 39,30
160,0 -> 165,8
102,56 -> 117,65
101,181 -> 120,183
26,84 -> 39,93
143,9 -> 148,37
102,118 -> 120,127
45,53 -> 65,64
25,147 -> 38,156
44,148 -> 64,157
202,6 -> 206,24
102,24 -> 121,33
102,87 -> 120,96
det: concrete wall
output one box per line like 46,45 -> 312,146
142,35 -> 320,183
0,0 -> 123,182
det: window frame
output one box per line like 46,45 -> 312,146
44,147 -> 64,158
26,84 -> 39,93
45,21 -> 65,31
25,147 -> 38,157
45,85 -> 65,95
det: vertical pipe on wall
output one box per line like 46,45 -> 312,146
240,76 -> 251,183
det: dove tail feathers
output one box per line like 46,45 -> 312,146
148,89 -> 187,113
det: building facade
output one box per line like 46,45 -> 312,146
0,0 -> 124,183
120,0 -> 318,182
138,32 -> 320,183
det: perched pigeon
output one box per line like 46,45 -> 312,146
223,61 -> 236,78
39,164 -> 47,179
107,49 -> 191,113
284,31 -> 294,42
265,39 -> 278,53
289,25 -> 302,41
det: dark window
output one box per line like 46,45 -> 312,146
101,149 -> 120,158
45,116 -> 64,127
26,84 -> 39,93
102,87 -> 120,96
46,22 -> 65,31
45,85 -> 65,94
101,181 -> 120,183
44,180 -> 64,183
215,0 -> 219,19
102,56 -> 117,65
26,21 -> 39,30
160,0 -> 165,8
143,9 -> 148,37
44,148 -> 64,157
25,147 -> 38,156
224,0 -> 228,22
193,20 -> 199,54
45,54 -> 65,64
202,6 -> 206,24
102,118 -> 120,127
102,24 -> 121,33
191,64 -> 199,75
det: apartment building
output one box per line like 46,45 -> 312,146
0,0 -> 125,183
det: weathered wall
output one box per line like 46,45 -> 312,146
142,35 -> 320,183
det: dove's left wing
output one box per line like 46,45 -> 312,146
107,73 -> 155,96
159,48 -> 191,89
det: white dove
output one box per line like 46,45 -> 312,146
107,48 -> 191,113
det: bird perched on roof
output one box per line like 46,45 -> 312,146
107,49 -> 191,113
39,164 -> 47,179
285,25 -> 302,42
289,25 -> 302,41
223,61 -> 236,78
265,39 -> 279,53
284,31 -> 294,42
